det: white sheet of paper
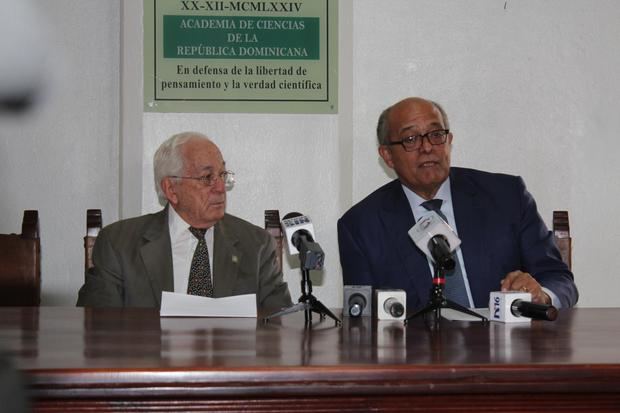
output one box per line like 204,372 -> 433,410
441,307 -> 489,321
160,291 -> 257,318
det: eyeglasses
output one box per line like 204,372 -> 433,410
170,170 -> 235,190
386,129 -> 450,152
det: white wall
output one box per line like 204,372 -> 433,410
0,0 -> 120,305
2,0 -> 619,308
351,0 -> 620,308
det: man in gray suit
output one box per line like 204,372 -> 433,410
77,132 -> 292,311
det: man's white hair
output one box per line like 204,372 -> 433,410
153,131 -> 211,206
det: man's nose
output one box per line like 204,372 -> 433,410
211,175 -> 226,192
419,135 -> 434,152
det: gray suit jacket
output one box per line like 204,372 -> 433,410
77,208 -> 292,311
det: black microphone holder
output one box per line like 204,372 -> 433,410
405,263 -> 488,327
263,268 -> 341,327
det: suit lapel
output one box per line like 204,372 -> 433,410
140,209 -> 174,307
212,216 -> 241,297
380,181 -> 433,304
450,168 -> 488,306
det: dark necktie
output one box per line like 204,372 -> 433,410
187,227 -> 214,297
421,199 -> 470,307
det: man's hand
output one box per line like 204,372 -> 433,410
500,270 -> 551,305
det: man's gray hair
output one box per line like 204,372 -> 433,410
153,131 -> 210,206
376,99 -> 450,146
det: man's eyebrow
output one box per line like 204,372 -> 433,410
198,162 -> 226,173
197,166 -> 214,174
399,125 -> 418,135
399,122 -> 444,135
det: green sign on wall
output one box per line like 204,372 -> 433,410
144,0 -> 338,113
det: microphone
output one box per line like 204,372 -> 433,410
489,291 -> 558,323
375,289 -> 406,320
511,300 -> 558,321
343,285 -> 372,317
384,297 -> 405,318
408,211 -> 461,269
281,212 -> 325,270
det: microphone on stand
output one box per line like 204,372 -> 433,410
408,211 -> 461,268
405,210 -> 488,324
281,212 -> 324,271
263,212 -> 341,326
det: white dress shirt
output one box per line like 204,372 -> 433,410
168,206 -> 215,293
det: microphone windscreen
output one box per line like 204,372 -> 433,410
409,211 -> 461,263
428,235 -> 455,270
282,211 -> 302,220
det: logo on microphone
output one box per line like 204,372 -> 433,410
493,296 -> 501,319
419,216 -> 432,230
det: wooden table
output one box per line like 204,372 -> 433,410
1,306 -> 619,412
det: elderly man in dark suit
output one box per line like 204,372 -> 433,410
338,97 -> 578,312
77,132 -> 291,311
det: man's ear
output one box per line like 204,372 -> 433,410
161,177 -> 179,205
378,145 -> 395,169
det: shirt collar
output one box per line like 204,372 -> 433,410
402,177 -> 452,209
168,205 -> 215,243
168,205 -> 190,242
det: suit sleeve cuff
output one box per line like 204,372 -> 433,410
543,287 -> 562,309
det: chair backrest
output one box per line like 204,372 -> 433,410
0,210 -> 41,306
264,210 -> 284,273
84,209 -> 102,271
553,210 -> 572,271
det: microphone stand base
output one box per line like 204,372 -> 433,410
263,294 -> 341,326
405,265 -> 488,327
263,267 -> 341,327
405,297 -> 488,327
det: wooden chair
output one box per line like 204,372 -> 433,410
84,209 -> 102,271
264,210 -> 284,273
553,210 -> 572,271
0,210 -> 41,306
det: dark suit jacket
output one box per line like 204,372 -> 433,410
77,209 -> 292,311
338,167 -> 578,311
